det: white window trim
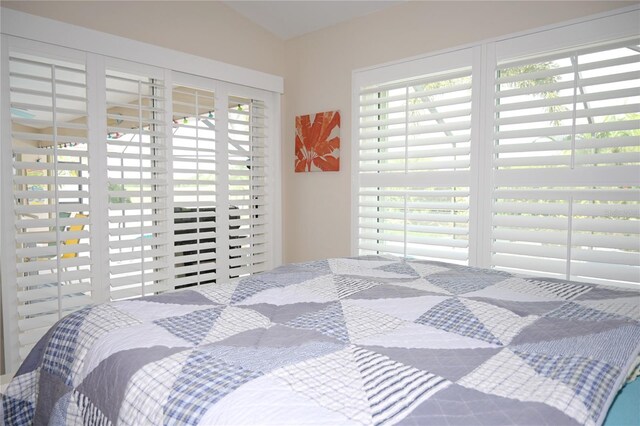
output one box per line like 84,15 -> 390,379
351,6 -> 639,285
0,7 -> 284,94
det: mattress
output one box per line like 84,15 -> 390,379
3,256 -> 640,425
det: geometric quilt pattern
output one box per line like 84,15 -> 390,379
41,306 -> 92,387
163,349 -> 262,425
457,348 -> 593,425
416,297 -> 502,345
3,255 -> 639,426
285,302 -> 350,343
427,267 -> 510,295
545,301 -> 628,322
154,307 -> 224,345
514,351 -> 620,420
351,346 -> 450,425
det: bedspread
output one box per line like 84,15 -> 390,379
3,256 -> 640,425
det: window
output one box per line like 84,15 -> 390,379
172,84 -> 218,288
355,49 -> 476,265
353,9 -> 639,288
227,95 -> 270,278
8,50 -> 92,360
492,40 -> 640,287
1,37 -> 280,373
106,65 -> 169,300
169,80 -> 272,287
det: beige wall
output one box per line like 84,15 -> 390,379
282,0 -> 635,263
1,1 -> 286,77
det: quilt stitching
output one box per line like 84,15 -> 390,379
154,307 -> 224,345
457,349 -> 593,426
524,279 -> 592,301
334,275 -> 383,299
342,303 -> 405,342
41,306 -> 92,386
1,394 -> 35,426
286,302 -> 350,343
416,298 -> 502,345
352,346 -> 450,426
163,350 -> 261,425
514,351 -> 619,420
118,350 -> 191,426
577,297 -> 640,322
545,301 -> 629,322
272,346 -> 373,425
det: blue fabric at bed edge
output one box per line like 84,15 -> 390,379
603,378 -> 640,426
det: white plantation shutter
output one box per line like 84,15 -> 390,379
228,95 -> 269,277
2,37 -> 280,374
106,65 -> 170,300
353,13 -> 638,286
359,70 -> 472,173
8,49 -> 93,359
358,187 -> 470,261
356,52 -> 474,264
492,40 -> 640,286
171,85 -> 218,288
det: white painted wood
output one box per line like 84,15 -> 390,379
214,85 -> 231,282
87,53 -> 109,304
356,48 -> 474,89
476,42 -> 496,269
468,45 -> 482,267
0,8 -> 283,94
494,8 -> 640,62
351,72 -> 361,257
269,91 -> 283,268
1,34 -> 20,376
163,68 -> 175,294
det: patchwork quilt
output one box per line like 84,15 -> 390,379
2,256 -> 640,426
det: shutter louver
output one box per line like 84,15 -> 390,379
228,96 -> 269,278
172,86 -> 218,288
358,187 -> 470,262
9,52 -> 92,359
106,68 -> 169,300
492,41 -> 640,286
357,66 -> 473,263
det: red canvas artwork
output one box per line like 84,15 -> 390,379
295,110 -> 340,172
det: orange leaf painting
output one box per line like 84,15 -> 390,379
295,111 -> 340,172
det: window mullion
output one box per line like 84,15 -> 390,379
87,53 -> 109,304
163,69 -> 175,293
215,86 -> 230,282
0,34 -> 20,373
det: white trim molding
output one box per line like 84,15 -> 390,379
0,7 -> 284,94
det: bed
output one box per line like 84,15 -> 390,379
3,256 -> 639,425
